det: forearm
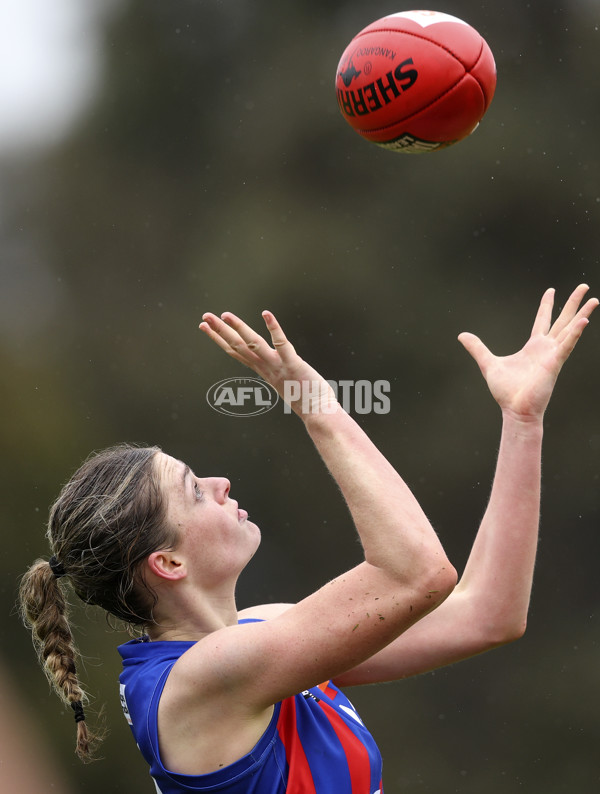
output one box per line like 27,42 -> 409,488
302,405 -> 450,582
199,308 -> 451,584
457,411 -> 544,638
334,412 -> 545,686
335,286 -> 596,684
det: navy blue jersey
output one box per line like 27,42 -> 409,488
118,621 -> 383,793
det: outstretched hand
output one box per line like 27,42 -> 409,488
199,310 -> 337,415
458,284 -> 598,421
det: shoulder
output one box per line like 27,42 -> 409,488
237,603 -> 294,621
164,605 -> 295,699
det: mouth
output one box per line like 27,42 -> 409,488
230,498 -> 248,522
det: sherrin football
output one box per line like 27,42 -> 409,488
335,10 -> 497,153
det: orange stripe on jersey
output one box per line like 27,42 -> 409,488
317,680 -> 339,700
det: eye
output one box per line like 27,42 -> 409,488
193,482 -> 204,502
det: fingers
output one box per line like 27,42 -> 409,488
260,310 -> 297,362
554,316 -> 591,364
219,311 -> 271,355
554,296 -> 599,355
546,286 -> 598,369
199,312 -> 265,366
530,287 -> 556,336
199,310 -> 295,366
548,284 -> 593,338
199,314 -> 251,366
457,332 -> 493,374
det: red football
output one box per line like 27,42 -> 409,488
335,10 -> 497,153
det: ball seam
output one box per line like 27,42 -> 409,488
468,39 -> 493,108
354,73 -> 482,136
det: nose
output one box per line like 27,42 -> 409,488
207,477 -> 231,504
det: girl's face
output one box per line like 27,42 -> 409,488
156,452 -> 261,588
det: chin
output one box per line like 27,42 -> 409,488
249,523 -> 262,550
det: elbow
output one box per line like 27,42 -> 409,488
451,584 -> 530,651
476,616 -> 528,651
440,560 -> 459,598
423,557 -> 458,605
495,617 -> 527,645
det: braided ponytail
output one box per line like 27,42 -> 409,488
19,443 -> 172,763
19,559 -> 100,761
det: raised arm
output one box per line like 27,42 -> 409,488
191,310 -> 457,705
334,284 -> 598,686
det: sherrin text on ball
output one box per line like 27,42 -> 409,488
335,10 -> 497,153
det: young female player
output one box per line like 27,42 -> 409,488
20,285 -> 597,793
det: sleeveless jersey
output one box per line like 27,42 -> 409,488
118,620 -> 384,793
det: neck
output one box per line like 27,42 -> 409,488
146,585 -> 239,642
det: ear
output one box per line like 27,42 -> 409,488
147,550 -> 187,582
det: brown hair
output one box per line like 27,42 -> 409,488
19,443 -> 176,761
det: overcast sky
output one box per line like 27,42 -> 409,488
0,0 -> 115,152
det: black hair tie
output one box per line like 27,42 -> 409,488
71,701 -> 86,723
49,556 -> 66,579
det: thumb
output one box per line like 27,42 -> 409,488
457,332 -> 494,374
